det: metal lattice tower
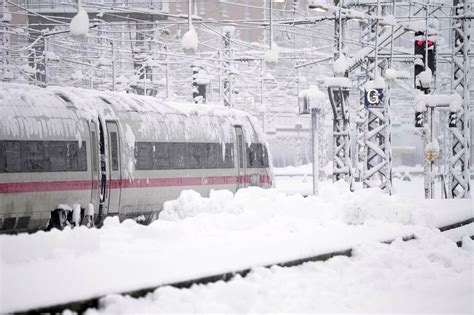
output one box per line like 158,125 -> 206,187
223,30 -> 233,107
355,7 -> 376,182
359,4 -> 393,194
328,84 -> 353,188
328,0 -> 353,188
448,0 -> 471,198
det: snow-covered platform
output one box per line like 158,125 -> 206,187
0,180 -> 472,313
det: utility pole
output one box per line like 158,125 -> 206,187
1,0 -> 11,81
111,40 -> 115,91
422,5 -> 434,199
328,0 -> 353,190
223,29 -> 233,107
269,0 -> 274,50
448,0 -> 471,198
311,107 -> 320,195
165,44 -> 169,98
360,0 -> 393,194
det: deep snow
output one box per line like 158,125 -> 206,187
0,175 -> 472,313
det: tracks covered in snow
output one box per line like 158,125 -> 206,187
1,180 -> 473,313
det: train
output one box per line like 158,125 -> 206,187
0,83 -> 273,233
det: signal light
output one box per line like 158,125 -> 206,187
414,34 -> 436,89
448,112 -> 457,128
415,111 -> 424,127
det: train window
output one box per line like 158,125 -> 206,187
110,132 -> 119,171
206,143 -> 221,168
262,145 -> 269,168
135,142 -> 153,170
238,136 -> 244,169
0,142 -> 18,173
187,143 -> 206,169
154,143 -> 170,169
0,140 -> 86,173
23,141 -> 45,172
91,132 -> 98,172
223,143 -> 234,168
0,142 -> 4,173
170,143 -> 186,169
48,142 -> 67,172
247,143 -> 267,168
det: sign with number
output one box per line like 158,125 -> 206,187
364,88 -> 384,108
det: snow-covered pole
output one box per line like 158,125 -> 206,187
43,37 -> 49,86
223,29 -> 232,107
448,0 -> 471,198
338,1 -> 343,58
111,40 -> 115,91
269,0 -> 273,50
261,59 -> 264,109
374,0 -> 380,78
389,0 -> 395,68
165,44 -> 169,98
1,0 -> 11,82
311,107 -> 320,195
297,65 -> 301,107
188,0 -> 192,30
424,3 -> 429,73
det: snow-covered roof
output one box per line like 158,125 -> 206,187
0,83 -> 265,146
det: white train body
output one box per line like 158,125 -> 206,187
0,84 -> 273,233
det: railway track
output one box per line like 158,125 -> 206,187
16,218 -> 473,314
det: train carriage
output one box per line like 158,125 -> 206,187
0,83 -> 273,233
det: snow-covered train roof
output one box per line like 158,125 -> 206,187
0,83 -> 265,145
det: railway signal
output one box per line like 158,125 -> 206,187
448,111 -> 457,128
415,111 -> 424,128
414,32 -> 436,90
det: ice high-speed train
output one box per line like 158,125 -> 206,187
0,83 -> 272,233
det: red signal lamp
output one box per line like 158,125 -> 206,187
427,40 -> 433,46
417,40 -> 423,46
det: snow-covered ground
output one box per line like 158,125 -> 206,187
0,173 -> 472,313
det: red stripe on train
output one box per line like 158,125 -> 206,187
0,175 -> 272,194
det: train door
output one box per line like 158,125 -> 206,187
235,126 -> 247,189
89,121 -> 100,207
106,121 -> 121,213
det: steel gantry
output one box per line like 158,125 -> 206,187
328,81 -> 354,189
349,0 -> 393,194
449,0 -> 471,198
328,0 -> 354,189
355,5 -> 377,183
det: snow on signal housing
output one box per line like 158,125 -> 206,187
0,83 -> 273,234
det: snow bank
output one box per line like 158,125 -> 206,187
1,179 -> 472,313
87,229 -> 473,314
160,182 -> 437,227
